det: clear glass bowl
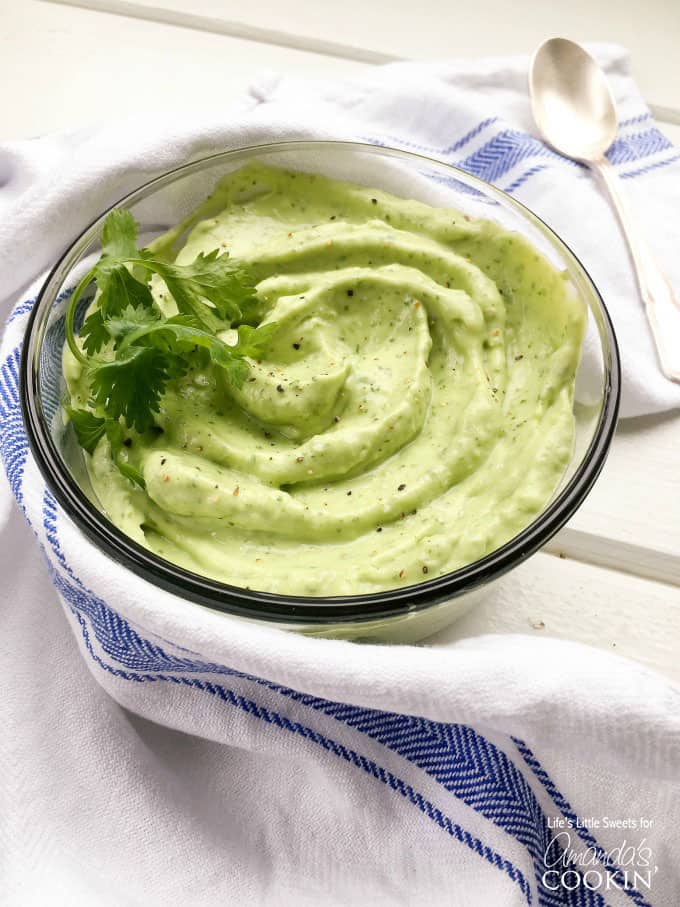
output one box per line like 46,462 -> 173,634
21,141 -> 620,642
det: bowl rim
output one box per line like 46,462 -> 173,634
20,139 -> 621,624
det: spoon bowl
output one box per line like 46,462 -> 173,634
529,38 -> 617,162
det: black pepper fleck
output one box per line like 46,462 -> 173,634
293,342 -> 301,350
398,483 -> 406,491
276,385 -> 284,393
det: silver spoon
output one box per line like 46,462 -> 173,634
529,37 -> 680,383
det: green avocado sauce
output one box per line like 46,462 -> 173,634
64,162 -> 585,595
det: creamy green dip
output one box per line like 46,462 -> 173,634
64,163 -> 585,596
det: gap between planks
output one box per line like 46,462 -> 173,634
42,0 -> 400,63
37,0 -> 680,128
546,529 -> 680,590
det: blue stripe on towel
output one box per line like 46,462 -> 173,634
68,602 -> 534,903
0,347 -> 28,507
364,114 -> 675,195
620,151 -> 680,180
6,286 -> 74,327
40,491 -> 634,907
607,128 -> 672,165
618,113 -> 652,129
513,739 -> 652,907
363,116 -> 499,157
6,297 -> 36,325
458,130 -> 576,183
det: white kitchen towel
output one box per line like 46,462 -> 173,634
2,45 -> 680,907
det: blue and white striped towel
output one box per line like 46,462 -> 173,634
1,46 -> 679,906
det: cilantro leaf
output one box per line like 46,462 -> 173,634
82,209 -> 155,355
89,346 -> 175,434
80,309 -> 110,356
105,420 -> 146,488
96,264 -> 155,319
79,212 -> 155,356
135,252 -> 256,331
165,250 -> 256,322
76,210 -> 258,352
80,272 -> 155,355
104,303 -> 161,342
218,356 -> 250,389
66,407 -> 106,454
100,209 -> 139,260
117,318 -> 273,390
65,407 -> 145,488
141,265 -> 222,333
64,206 -> 278,484
235,322 -> 279,359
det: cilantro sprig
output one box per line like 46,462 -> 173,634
64,209 -> 275,487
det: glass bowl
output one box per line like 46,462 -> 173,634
21,141 -> 620,643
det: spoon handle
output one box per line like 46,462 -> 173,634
594,157 -> 680,383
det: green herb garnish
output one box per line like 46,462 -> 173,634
64,209 -> 275,488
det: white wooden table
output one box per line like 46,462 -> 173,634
4,0 -> 679,678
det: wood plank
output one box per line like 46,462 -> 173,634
555,413 -> 680,586
1,1 -> 366,139
659,121 -> 680,145
48,0 -> 680,117
429,551 -> 680,684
